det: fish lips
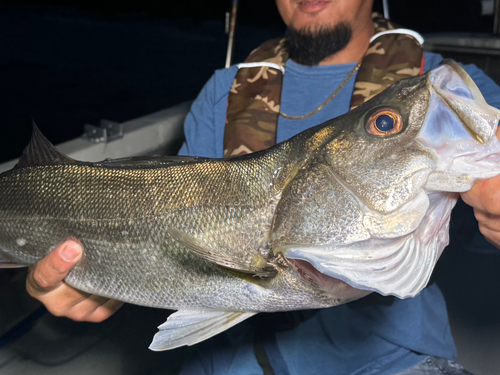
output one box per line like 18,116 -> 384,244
425,61 -> 499,145
420,61 -> 500,192
431,60 -> 498,145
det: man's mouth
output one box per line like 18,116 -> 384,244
298,1 -> 330,14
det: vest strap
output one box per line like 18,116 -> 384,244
224,13 -> 424,157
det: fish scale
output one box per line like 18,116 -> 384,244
1,62 -> 500,350
0,147 -> 339,313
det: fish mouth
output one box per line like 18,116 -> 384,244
420,60 -> 500,192
428,60 -> 498,145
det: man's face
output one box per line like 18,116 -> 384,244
275,0 -> 372,34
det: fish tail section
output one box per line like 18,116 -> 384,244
149,309 -> 256,351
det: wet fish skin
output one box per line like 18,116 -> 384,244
1,62 -> 500,350
0,78 -> 434,313
0,74 -> 429,313
271,76 -> 432,247
0,127 -> 363,313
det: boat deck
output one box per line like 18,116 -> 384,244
0,300 -> 188,375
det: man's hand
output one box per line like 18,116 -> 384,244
461,175 -> 500,250
26,240 -> 123,322
461,126 -> 500,250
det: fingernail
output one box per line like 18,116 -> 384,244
60,243 -> 81,262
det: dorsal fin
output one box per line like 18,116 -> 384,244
16,122 -> 75,169
98,155 -> 211,169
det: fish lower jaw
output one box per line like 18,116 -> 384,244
289,259 -> 371,301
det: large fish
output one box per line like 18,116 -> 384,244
1,61 -> 500,350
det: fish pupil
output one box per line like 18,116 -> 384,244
375,115 -> 394,132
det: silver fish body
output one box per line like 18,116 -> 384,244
0,132 -> 362,313
1,61 -> 499,350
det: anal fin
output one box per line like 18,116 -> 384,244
149,310 -> 256,351
168,228 -> 277,278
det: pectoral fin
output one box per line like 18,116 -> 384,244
168,228 -> 277,278
149,310 -> 256,351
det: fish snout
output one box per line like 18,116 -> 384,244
428,61 -> 500,144
419,61 -> 500,193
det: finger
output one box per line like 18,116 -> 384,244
66,295 -> 124,323
32,283 -> 92,317
87,299 -> 124,323
461,182 -> 487,212
64,294 -> 112,321
473,209 -> 500,229
27,241 -> 83,295
477,222 -> 500,249
30,280 -> 123,321
462,176 -> 500,214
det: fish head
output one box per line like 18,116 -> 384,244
274,61 -> 500,300
318,60 -> 500,211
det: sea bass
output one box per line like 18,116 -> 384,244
1,61 -> 500,350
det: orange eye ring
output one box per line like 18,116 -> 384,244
366,108 -> 403,137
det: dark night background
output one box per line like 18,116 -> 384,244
0,0 -> 495,162
1,2 -> 500,373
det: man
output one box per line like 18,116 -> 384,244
26,0 -> 500,373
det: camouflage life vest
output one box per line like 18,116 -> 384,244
223,14 -> 424,157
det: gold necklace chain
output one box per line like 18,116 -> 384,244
279,62 -> 361,120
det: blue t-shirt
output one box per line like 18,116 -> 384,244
178,53 -> 500,375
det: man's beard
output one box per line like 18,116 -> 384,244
284,23 -> 353,66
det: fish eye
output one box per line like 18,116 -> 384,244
366,109 -> 403,137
